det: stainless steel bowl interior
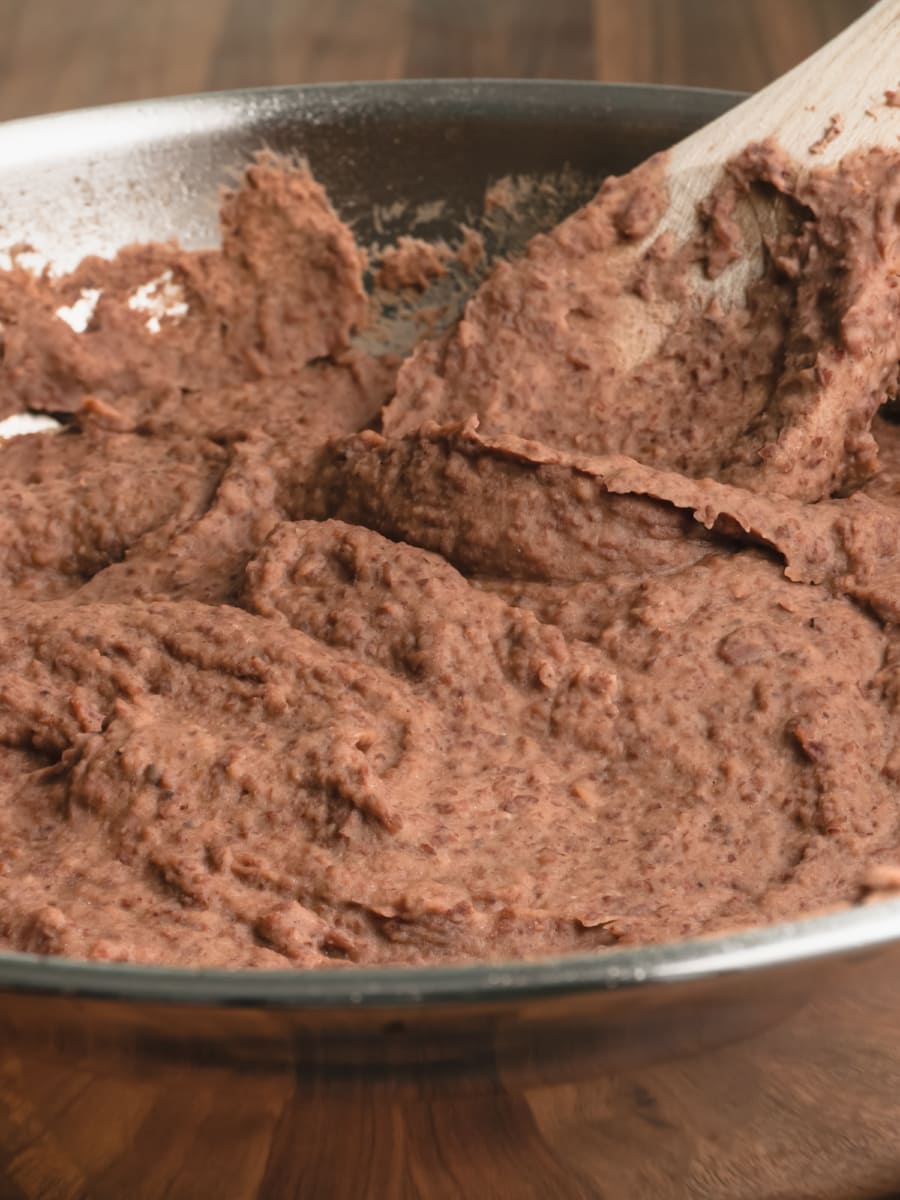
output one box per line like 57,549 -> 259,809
0,80 -> 898,1010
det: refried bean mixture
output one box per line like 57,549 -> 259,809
0,144 -> 899,969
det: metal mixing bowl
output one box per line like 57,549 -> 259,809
1,80 -> 899,1200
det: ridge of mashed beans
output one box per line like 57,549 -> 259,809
0,145 -> 898,969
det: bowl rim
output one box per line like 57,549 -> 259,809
2,899 -> 899,1008
3,78 -> 897,1010
0,76 -> 746,144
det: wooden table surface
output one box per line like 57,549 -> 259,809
0,0 -> 876,122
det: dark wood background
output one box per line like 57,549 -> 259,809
0,0 -> 876,122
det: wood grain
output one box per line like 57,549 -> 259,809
0,0 -> 877,122
649,0 -> 900,282
593,0 -> 873,89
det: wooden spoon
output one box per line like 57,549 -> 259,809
384,5 -> 900,501
660,0 -> 900,241
611,0 -> 900,461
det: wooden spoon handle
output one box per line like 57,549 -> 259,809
665,0 -> 900,233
